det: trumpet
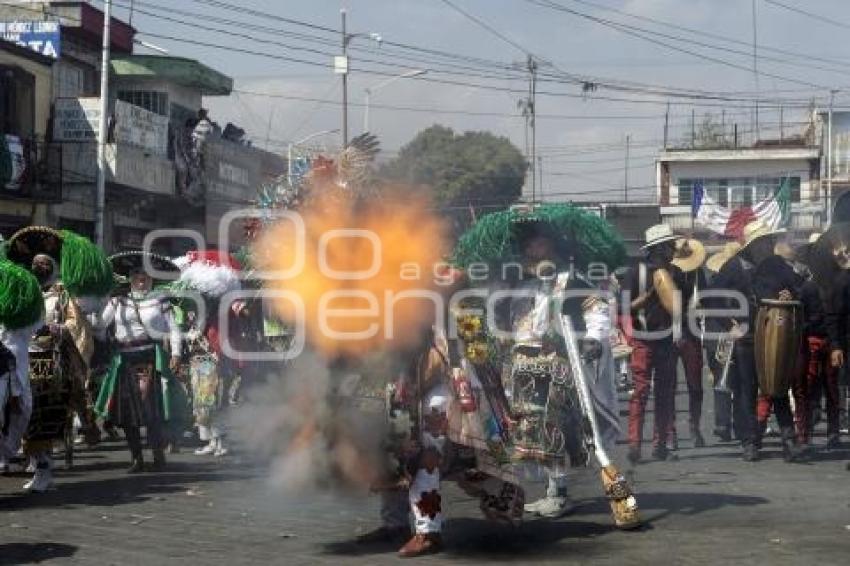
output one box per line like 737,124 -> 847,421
714,334 -> 735,393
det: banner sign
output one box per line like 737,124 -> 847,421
54,98 -> 169,156
0,20 -> 61,58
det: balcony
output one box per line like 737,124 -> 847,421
1,138 -> 62,202
59,141 -> 175,196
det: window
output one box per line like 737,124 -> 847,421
678,176 -> 801,207
117,90 -> 169,116
56,63 -> 84,98
0,65 -> 35,137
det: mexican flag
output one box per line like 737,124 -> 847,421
691,178 -> 790,239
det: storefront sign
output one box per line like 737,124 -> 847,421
0,20 -> 61,58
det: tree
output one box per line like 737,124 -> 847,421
380,125 -> 527,215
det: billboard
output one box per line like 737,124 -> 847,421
0,20 -> 61,58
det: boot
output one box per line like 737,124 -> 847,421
825,434 -> 841,451
398,533 -> 442,558
781,429 -> 806,463
23,466 -> 54,493
151,449 -> 166,472
651,444 -> 669,461
742,442 -> 759,462
713,426 -> 732,442
691,425 -> 706,448
127,456 -> 144,474
601,465 -> 640,529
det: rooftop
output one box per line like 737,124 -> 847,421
111,55 -> 233,96
658,145 -> 820,162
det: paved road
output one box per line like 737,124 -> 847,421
2,384 -> 849,565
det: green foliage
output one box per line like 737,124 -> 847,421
0,259 -> 43,330
380,125 -> 527,209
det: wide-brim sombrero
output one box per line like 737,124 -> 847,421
4,226 -> 63,266
3,226 -> 113,297
109,251 -> 179,282
672,238 -> 706,273
705,242 -> 742,273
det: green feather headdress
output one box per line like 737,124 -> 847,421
451,203 -> 626,271
0,259 -> 44,330
3,226 -> 113,297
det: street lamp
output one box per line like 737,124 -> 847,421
287,129 -> 340,185
363,69 -> 427,133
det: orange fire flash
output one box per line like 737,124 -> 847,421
255,190 -> 450,359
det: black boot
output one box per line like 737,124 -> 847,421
781,428 -> 806,463
127,455 -> 144,473
151,449 -> 166,472
691,425 -> 706,448
742,441 -> 759,462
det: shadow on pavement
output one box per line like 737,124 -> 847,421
0,466 -> 258,512
0,543 -> 78,564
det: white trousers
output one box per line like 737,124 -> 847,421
0,376 -> 32,462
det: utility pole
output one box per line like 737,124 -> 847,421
525,55 -> 538,200
340,9 -> 348,146
95,0 -> 112,248
538,156 -> 544,200
828,89 -> 836,225
624,134 -> 630,203
663,102 -> 669,149
752,0 -> 760,140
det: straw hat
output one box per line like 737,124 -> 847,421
672,238 -> 706,272
739,220 -> 786,254
705,242 -> 742,273
641,224 -> 679,250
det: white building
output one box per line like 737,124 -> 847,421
656,144 -> 824,243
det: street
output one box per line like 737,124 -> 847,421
2,383 -> 848,566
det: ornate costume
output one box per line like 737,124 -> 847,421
2,226 -> 110,491
375,204 -> 639,557
172,250 -> 243,457
95,252 -> 183,472
0,259 -> 43,474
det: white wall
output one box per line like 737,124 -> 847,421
666,158 -> 814,205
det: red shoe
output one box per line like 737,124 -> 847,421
398,533 -> 443,558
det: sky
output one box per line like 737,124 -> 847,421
100,0 -> 850,202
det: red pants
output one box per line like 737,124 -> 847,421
794,336 -> 841,442
674,336 -> 704,429
628,338 -> 677,449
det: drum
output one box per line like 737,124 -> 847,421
754,299 -> 803,397
26,348 -> 72,442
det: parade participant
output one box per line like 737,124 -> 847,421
704,242 -> 741,442
172,250 -> 243,458
711,221 -> 804,462
626,224 -> 683,463
0,260 -> 43,475
670,237 -> 707,449
452,204 -> 639,525
807,225 -> 850,450
792,239 -> 835,450
3,227 -> 111,491
95,252 -> 183,473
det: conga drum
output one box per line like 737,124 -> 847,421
754,299 -> 803,397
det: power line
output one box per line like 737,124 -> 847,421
764,0 -> 850,31
520,0 -> 831,90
